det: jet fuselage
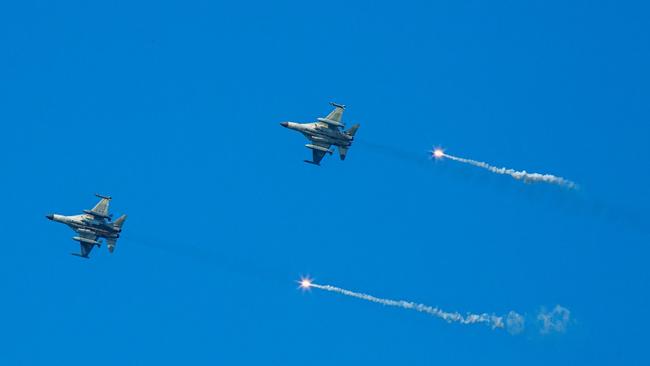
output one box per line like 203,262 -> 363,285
47,214 -> 121,239
281,122 -> 353,147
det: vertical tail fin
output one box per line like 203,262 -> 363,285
113,214 -> 127,228
346,124 -> 360,137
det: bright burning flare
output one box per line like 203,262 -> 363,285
432,148 -> 445,159
299,277 -> 313,290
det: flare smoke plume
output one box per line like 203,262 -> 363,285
304,280 -> 507,330
433,149 -> 577,189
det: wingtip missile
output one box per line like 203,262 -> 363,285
330,102 -> 346,109
305,144 -> 334,155
72,236 -> 102,247
83,209 -> 112,220
95,193 -> 112,200
303,160 -> 321,166
316,117 -> 345,128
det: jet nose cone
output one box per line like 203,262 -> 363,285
46,214 -> 54,220
280,122 -> 289,128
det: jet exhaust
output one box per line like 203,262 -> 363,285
432,149 -> 577,189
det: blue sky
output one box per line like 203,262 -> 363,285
1,0 -> 649,364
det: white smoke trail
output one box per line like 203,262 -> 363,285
538,305 -> 571,334
307,282 -> 505,329
506,311 -> 526,335
437,151 -> 577,189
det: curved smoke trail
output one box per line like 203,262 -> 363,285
436,151 -> 577,189
307,282 -> 506,329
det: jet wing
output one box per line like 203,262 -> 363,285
72,230 -> 99,258
317,103 -> 345,129
325,104 -> 344,124
305,141 -> 331,165
85,195 -> 111,219
76,242 -> 95,258
310,149 -> 327,165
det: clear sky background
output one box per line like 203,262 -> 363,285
1,1 -> 649,365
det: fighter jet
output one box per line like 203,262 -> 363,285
46,194 -> 127,258
281,102 -> 360,165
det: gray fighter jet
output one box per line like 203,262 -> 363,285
281,102 -> 360,165
46,194 -> 127,258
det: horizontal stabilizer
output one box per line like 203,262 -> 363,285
303,160 -> 321,166
106,238 -> 117,254
339,146 -> 349,161
70,253 -> 90,259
